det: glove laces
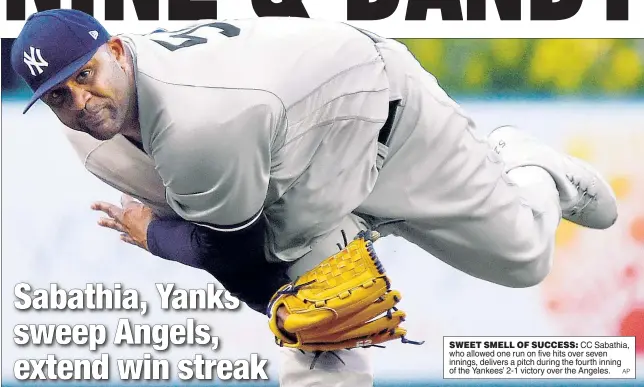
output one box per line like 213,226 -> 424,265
280,229 -> 426,370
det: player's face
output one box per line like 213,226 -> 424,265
42,39 -> 134,141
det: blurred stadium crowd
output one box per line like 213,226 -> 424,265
397,38 -> 644,96
3,38 -> 644,96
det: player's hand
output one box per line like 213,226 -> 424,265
91,194 -> 156,250
276,306 -> 294,340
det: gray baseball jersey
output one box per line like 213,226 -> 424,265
62,17 -> 569,387
68,16 -> 564,303
120,17 -> 391,262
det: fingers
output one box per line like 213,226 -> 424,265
92,200 -> 126,233
91,201 -> 123,221
91,199 -> 142,249
97,217 -> 126,233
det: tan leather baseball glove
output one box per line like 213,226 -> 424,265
267,230 -> 423,356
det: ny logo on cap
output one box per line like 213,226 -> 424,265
23,46 -> 48,76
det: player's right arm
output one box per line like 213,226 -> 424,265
91,194 -> 291,315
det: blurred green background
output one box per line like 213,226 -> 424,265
397,38 -> 644,97
3,38 -> 644,97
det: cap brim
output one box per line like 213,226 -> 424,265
22,47 -> 101,114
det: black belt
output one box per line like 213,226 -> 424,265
354,27 -> 400,147
378,99 -> 400,146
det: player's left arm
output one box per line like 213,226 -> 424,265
158,90 -> 284,230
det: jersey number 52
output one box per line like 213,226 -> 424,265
148,22 -> 240,51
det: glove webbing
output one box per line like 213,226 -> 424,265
282,230 -> 425,370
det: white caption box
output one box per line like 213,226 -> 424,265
443,336 -> 636,379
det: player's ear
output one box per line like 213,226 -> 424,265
106,37 -> 127,67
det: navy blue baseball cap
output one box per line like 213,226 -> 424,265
10,9 -> 111,113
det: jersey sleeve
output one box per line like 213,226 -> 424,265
152,89 -> 285,232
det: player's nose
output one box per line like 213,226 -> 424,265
67,85 -> 92,111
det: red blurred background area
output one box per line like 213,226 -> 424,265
543,131 -> 644,355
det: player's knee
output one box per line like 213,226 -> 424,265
506,259 -> 552,288
498,247 -> 553,288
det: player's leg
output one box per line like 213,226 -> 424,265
356,38 -> 617,288
278,213 -> 375,387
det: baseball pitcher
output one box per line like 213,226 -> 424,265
11,9 -> 618,387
